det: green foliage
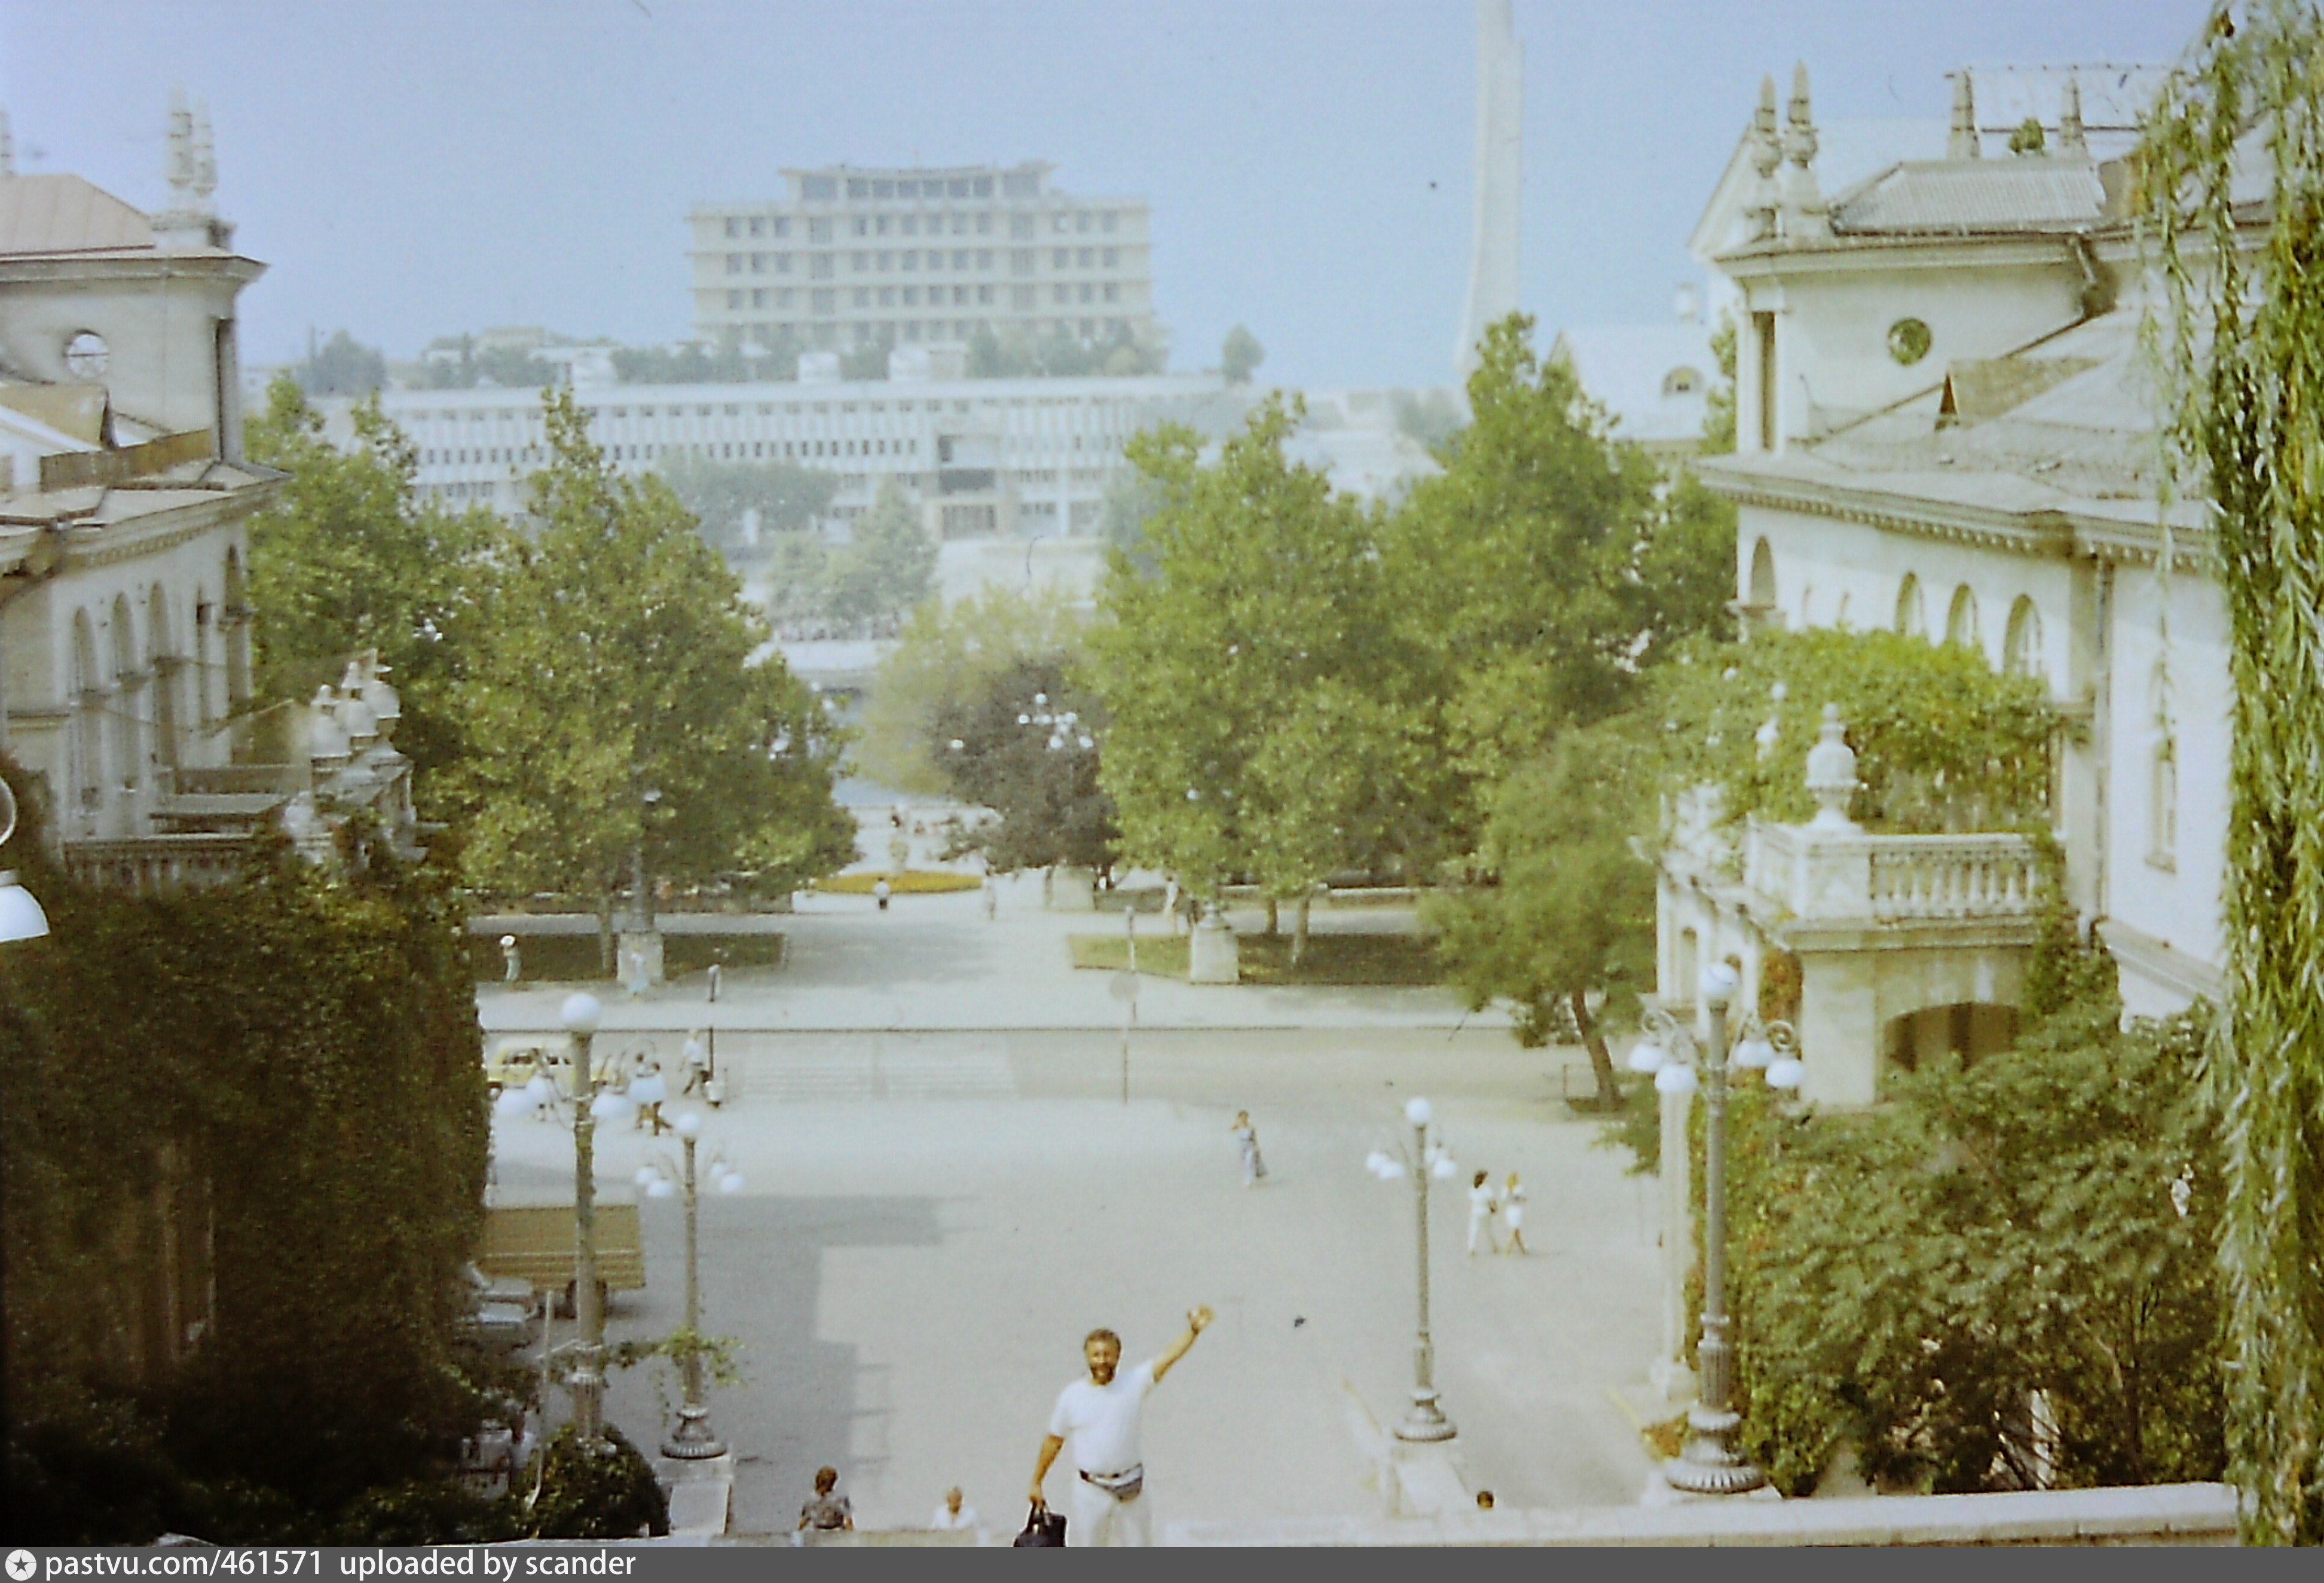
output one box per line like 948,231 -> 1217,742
1710,997 -> 2226,1497
1423,725 -> 1655,1102
650,452 -> 840,557
418,335 -> 559,392
1632,627 -> 2057,835
0,762 -> 494,1541
966,322 -> 1163,378
611,336 -> 794,385
326,1481 -> 519,1545
2138,0 -> 2324,1542
2008,116 -> 2048,155
448,391 -> 854,904
525,1425 -> 669,1539
932,656 -> 1117,873
824,479 -> 939,636
1089,398 -> 1427,903
857,585 -> 1090,794
245,378 -> 500,791
1702,313 -> 1738,454
1221,324 -> 1265,384
291,329 -> 385,398
1385,314 -> 1735,857
839,340 -> 892,381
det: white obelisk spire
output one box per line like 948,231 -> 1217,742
1457,0 -> 1523,377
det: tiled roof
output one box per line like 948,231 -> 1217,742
1831,159 -> 2108,236
0,173 -> 155,256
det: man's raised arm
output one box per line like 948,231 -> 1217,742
1151,1305 -> 1213,1382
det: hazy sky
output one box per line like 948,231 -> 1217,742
2,1 -> 2204,389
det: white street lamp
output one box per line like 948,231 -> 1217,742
1368,1095 -> 1458,1443
638,1110 -> 744,1462
561,991 -> 610,1443
0,777 -> 48,942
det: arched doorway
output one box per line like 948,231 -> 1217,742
1884,1002 -> 2020,1074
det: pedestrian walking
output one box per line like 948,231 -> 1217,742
680,1031 -> 710,1099
1030,1307 -> 1212,1547
796,1466 -> 854,1537
983,874 -> 999,922
1500,1171 -> 1528,1255
1230,1110 -> 1268,1186
874,878 -> 893,912
707,961 -> 721,1003
622,944 -> 649,1000
1163,876 -> 1181,935
929,1487 -> 980,1533
500,934 -> 521,983
1467,1171 -> 1500,1256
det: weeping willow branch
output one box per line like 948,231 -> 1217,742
2139,0 -> 2324,1546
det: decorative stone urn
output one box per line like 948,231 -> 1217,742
1803,704 -> 1861,833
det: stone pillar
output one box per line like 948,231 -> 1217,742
1048,864 -> 1097,911
1797,949 -> 1880,1108
1188,909 -> 1240,983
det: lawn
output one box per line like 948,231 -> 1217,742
1069,930 -> 1441,986
813,869 -> 984,895
470,933 -> 785,983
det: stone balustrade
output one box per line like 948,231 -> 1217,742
1748,821 -> 2040,925
60,833 -> 252,895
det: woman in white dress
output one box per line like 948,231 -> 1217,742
1500,1171 -> 1528,1255
1467,1171 -> 1499,1255
1231,1110 -> 1268,1185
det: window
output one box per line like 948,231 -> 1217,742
1078,247 -> 1094,268
1077,212 -> 1093,233
752,288 -> 768,308
2004,597 -> 2045,683
751,253 -> 766,273
903,250 -> 918,271
974,177 -> 993,197
1945,585 -> 1980,649
1663,366 -> 1702,396
2151,737 -> 2178,866
1078,283 -> 1093,303
726,253 -> 742,274
1103,283 -> 1118,302
1054,247 -> 1069,268
777,253 -> 793,273
1894,574 -> 1926,639
978,284 -> 995,304
952,213 -> 970,236
977,249 -> 993,269
854,288 -> 871,307
1053,285 -> 1069,304
726,290 -> 743,308
1013,285 -> 1036,310
976,213 -> 992,234
902,216 -> 918,236
808,218 -> 833,243
775,288 -> 794,308
847,178 -> 869,199
1102,210 -> 1118,233
953,249 -> 970,270
949,178 -> 970,198
1054,214 -> 1071,234
812,289 -> 836,315
876,215 -> 891,236
1011,249 -> 1034,276
1011,213 -> 1034,240
749,216 -> 765,238
879,286 -> 897,306
854,217 -> 870,237
1103,247 -> 1118,267
873,179 -> 894,199
811,254 -> 834,279
723,217 -> 739,239
903,286 -> 919,305
1754,310 -> 1778,450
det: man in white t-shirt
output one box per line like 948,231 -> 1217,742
1029,1307 -> 1212,1547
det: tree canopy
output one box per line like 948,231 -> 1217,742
931,656 -> 1118,875
650,452 -> 839,557
290,330 -> 386,398
447,391 -> 854,905
244,378 -> 499,791
856,584 -> 1090,795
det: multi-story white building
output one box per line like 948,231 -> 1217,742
686,162 -> 1161,357
1652,58 -> 2230,1111
331,368 -> 1237,540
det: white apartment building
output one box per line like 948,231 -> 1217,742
334,369 -> 1237,539
686,162 -> 1161,356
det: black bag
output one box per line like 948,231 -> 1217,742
1013,1502 -> 1066,1547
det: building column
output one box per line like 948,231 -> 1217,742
1796,949 -> 1880,1108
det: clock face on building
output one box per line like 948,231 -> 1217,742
1887,317 -> 1932,367
63,330 -> 109,379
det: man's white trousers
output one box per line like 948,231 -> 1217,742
1069,1477 -> 1152,1547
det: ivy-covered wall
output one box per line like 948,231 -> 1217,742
1,761 -> 493,1542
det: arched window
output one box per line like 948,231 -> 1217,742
1663,365 -> 1704,398
1799,585 -> 1815,628
193,586 -> 213,728
148,584 -> 179,773
70,610 -> 102,818
1748,538 -> 1777,615
1946,585 -> 1980,648
2004,597 -> 2045,683
1834,591 -> 1852,631
1895,574 -> 1926,639
110,594 -> 142,796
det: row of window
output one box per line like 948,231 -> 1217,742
721,279 -> 1127,316
721,203 -> 1121,240
720,246 -> 1126,277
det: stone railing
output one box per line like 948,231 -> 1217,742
61,833 -> 252,896
1748,822 -> 2041,925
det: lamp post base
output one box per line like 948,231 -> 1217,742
1394,1391 -> 1458,1444
660,1405 -> 727,1462
1661,1401 -> 1766,1495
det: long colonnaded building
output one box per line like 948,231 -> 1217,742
324,366 -> 1236,540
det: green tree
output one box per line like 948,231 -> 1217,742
1221,324 -> 1265,384
291,329 -> 385,398
932,656 -> 1118,874
2138,0 -> 2324,1543
244,378 -> 500,791
1088,398 -> 1425,948
824,479 -> 938,637
449,392 -> 853,940
760,531 -> 833,638
1702,312 -> 1739,454
857,584 -> 1089,794
650,453 -> 839,557
1424,727 -> 1655,1106
1384,313 -> 1733,862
